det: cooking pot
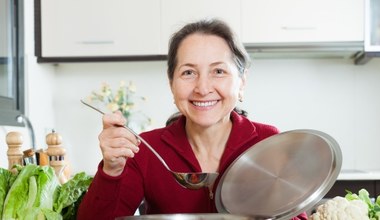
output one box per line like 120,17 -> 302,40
117,214 -> 266,220
119,129 -> 342,220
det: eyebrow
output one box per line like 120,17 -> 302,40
178,63 -> 197,69
178,61 -> 226,69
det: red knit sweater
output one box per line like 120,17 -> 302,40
77,112 -> 308,220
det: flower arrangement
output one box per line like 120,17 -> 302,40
87,81 -> 151,131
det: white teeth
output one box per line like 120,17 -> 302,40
192,101 -> 217,107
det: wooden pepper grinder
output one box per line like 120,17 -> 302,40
46,130 -> 67,184
6,131 -> 24,171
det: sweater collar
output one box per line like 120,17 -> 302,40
161,111 -> 258,155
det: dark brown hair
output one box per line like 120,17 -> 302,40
167,18 -> 251,83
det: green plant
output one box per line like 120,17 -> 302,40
88,81 -> 151,131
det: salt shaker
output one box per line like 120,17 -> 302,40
6,131 -> 24,170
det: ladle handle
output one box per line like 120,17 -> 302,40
80,100 -> 171,170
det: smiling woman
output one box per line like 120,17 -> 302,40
77,19 -> 308,220
0,0 -> 24,126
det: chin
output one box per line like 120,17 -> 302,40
195,118 -> 225,128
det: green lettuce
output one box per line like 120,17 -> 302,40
54,172 -> 93,219
2,165 -> 61,220
0,167 -> 13,217
1,164 -> 93,220
2,164 -> 39,219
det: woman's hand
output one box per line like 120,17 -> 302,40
99,111 -> 140,176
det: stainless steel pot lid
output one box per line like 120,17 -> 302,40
215,129 -> 342,220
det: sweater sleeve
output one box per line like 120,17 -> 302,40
291,212 -> 309,220
77,161 -> 143,220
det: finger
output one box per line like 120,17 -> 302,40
101,119 -> 141,146
103,147 -> 136,162
102,111 -> 127,128
100,133 -> 140,157
104,137 -> 140,153
100,125 -> 128,140
100,127 -> 140,150
111,111 -> 141,146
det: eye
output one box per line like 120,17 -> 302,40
214,68 -> 227,77
216,69 -> 224,74
183,70 -> 193,75
180,69 -> 196,79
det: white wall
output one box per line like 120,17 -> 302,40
51,61 -> 175,175
46,58 -> 380,175
241,58 -> 380,171
2,1 -> 380,176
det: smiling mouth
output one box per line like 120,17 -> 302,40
192,100 -> 218,107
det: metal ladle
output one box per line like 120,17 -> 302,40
81,100 -> 219,190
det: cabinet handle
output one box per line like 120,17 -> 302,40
76,41 -> 115,45
281,26 -> 316,31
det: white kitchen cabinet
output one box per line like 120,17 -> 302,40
160,0 -> 241,54
38,0 -> 161,59
241,0 -> 364,43
365,0 -> 380,51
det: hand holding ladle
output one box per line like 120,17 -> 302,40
81,100 -> 219,190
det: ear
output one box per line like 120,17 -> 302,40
169,80 -> 177,104
239,70 -> 247,90
169,79 -> 174,93
238,70 -> 247,101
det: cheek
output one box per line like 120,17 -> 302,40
171,83 -> 187,101
221,80 -> 241,97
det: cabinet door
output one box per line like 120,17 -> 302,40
160,0 -> 241,54
365,0 -> 380,51
241,0 -> 364,43
0,0 -> 24,126
39,0 -> 160,57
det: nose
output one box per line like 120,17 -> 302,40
194,74 -> 213,96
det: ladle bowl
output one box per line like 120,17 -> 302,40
81,99 -> 219,190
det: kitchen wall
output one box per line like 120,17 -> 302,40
1,1 -> 380,176
49,58 -> 380,175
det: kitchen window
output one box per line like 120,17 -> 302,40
0,0 -> 24,126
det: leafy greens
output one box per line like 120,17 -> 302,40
346,188 -> 380,220
0,164 -> 93,220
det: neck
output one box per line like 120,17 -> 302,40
185,118 -> 232,172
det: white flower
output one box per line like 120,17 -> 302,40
88,81 -> 151,131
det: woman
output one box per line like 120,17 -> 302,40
77,19 -> 308,220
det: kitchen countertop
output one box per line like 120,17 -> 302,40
337,169 -> 380,180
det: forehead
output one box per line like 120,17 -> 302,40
176,33 -> 233,65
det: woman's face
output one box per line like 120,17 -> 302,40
170,33 -> 246,128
